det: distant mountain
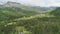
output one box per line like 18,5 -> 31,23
4,1 -> 23,7
3,1 -> 38,13
2,1 -> 55,13
0,1 -> 39,20
31,6 -> 56,11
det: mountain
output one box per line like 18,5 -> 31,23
0,1 -> 56,22
2,1 -> 55,13
0,2 -> 35,21
4,1 -> 36,11
0,1 -> 59,34
31,6 -> 56,13
50,7 -> 60,16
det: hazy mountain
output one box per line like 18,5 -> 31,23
1,1 -> 55,13
31,6 -> 56,11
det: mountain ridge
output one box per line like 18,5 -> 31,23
1,1 -> 55,13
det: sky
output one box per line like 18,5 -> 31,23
0,0 -> 60,7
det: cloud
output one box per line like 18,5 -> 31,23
47,0 -> 60,7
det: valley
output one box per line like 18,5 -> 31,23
0,1 -> 60,34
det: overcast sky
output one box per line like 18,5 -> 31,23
0,0 -> 60,7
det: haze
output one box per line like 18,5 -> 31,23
0,0 -> 60,7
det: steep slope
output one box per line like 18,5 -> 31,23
2,1 -> 38,15
0,7 -> 25,21
0,5 -> 39,34
0,3 -> 39,22
50,7 -> 60,16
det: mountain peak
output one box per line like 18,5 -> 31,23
4,1 -> 23,7
7,1 -> 20,5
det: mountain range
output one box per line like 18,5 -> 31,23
0,1 -> 55,13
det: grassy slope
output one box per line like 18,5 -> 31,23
3,11 -> 59,34
0,5 -> 60,34
7,8 -> 60,34
0,5 -> 39,34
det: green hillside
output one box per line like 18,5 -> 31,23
50,7 -> 60,16
0,5 -> 39,21
0,2 -> 60,34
